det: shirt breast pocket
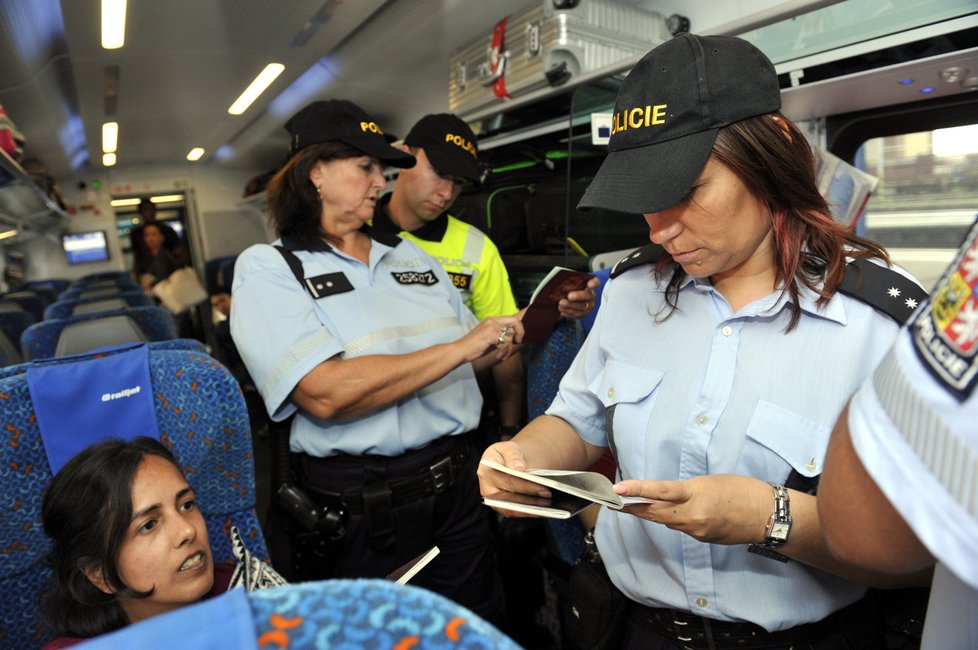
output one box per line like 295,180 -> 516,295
589,360 -> 665,467
742,399 -> 830,488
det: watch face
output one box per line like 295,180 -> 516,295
770,522 -> 790,541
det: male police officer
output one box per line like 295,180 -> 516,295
373,113 -> 595,441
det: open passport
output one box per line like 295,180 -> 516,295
520,266 -> 592,343
480,459 -> 652,518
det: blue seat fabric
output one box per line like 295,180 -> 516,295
0,345 -> 263,649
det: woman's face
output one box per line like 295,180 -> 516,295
112,454 -> 214,624
310,155 -> 387,238
142,224 -> 164,254
643,156 -> 774,286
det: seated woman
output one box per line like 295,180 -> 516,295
40,437 -> 283,649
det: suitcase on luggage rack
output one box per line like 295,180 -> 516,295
449,0 -> 672,116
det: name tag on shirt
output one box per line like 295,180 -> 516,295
305,272 -> 354,299
391,270 -> 440,286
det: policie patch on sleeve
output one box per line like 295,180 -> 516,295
910,218 -> 978,401
391,270 -> 439,286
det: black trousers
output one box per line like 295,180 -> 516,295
293,433 -> 504,625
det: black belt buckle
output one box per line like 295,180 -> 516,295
429,455 -> 455,493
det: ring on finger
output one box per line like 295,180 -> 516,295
495,325 -> 511,347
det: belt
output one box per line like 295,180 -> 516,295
304,449 -> 470,516
627,596 -> 870,650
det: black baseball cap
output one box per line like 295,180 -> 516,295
404,113 -> 479,182
285,99 -> 416,168
578,34 -> 781,214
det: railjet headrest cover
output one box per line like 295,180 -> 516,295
27,343 -> 160,474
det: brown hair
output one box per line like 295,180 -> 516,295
266,141 -> 367,248
656,112 -> 888,331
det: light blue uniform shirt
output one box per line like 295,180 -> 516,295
849,220 -> 978,648
547,260 -> 905,631
230,231 -> 481,457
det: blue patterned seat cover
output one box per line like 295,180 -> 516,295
525,318 -> 589,565
0,345 -> 264,649
248,579 -> 521,649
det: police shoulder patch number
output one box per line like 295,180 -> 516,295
391,270 -> 440,286
910,218 -> 978,401
447,271 -> 472,290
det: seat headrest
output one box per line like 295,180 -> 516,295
54,314 -> 148,357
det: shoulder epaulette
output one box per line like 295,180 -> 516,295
837,258 -> 928,325
273,245 -> 306,288
609,243 -> 666,278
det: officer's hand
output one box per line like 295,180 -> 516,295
615,474 -> 771,545
458,316 -> 524,362
559,277 -> 600,319
478,441 -> 553,518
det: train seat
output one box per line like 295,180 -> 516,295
43,290 -> 154,320
59,276 -> 141,301
21,305 -> 177,360
0,291 -> 46,321
77,578 -> 520,650
205,255 -> 237,293
0,343 -> 263,649
526,317 -> 590,565
71,270 -> 133,285
0,329 -> 21,366
21,279 -> 70,296
0,310 -> 35,366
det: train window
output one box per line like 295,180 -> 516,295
859,122 -> 978,290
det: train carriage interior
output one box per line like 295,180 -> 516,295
0,0 -> 976,648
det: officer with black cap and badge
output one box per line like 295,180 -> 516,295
479,34 -> 927,648
231,99 -> 521,622
372,113 -> 598,445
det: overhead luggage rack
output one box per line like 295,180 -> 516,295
0,148 -> 69,240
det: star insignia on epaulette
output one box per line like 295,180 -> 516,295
905,297 -> 918,309
887,287 -> 901,298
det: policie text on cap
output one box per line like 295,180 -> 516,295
578,33 -> 781,215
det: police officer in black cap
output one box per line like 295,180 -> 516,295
479,33 -> 927,648
231,99 -> 522,622
371,113 -> 598,446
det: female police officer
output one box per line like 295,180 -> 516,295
479,34 -> 926,648
230,99 -> 522,621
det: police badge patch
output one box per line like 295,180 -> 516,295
911,218 -> 978,400
391,270 -> 439,286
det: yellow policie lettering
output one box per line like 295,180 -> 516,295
360,121 -> 383,134
611,104 -> 667,134
445,133 -> 477,157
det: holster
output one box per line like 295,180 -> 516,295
563,554 -> 627,650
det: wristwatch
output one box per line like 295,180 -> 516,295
747,483 -> 791,562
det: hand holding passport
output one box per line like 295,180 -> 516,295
521,267 -> 593,343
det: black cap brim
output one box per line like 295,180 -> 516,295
341,132 -> 416,169
424,146 -> 479,182
578,129 -> 718,214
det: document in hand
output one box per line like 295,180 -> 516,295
385,546 -> 440,584
480,458 -> 652,510
521,266 -> 593,343
482,490 -> 593,519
